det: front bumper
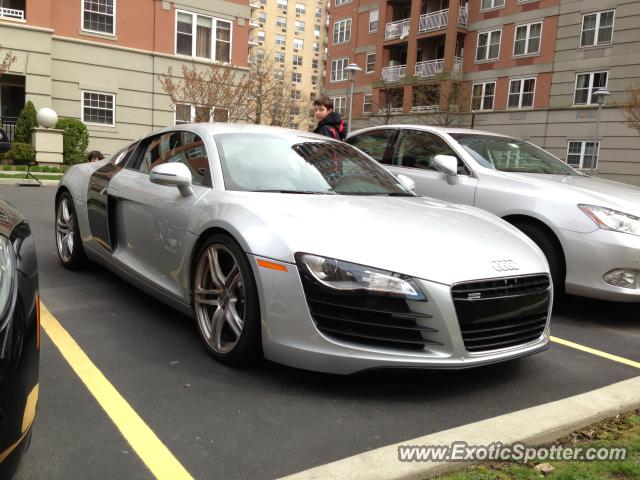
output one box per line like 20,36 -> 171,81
250,255 -> 551,374
557,228 -> 640,302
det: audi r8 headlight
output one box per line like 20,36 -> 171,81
578,204 -> 640,236
0,235 -> 16,322
297,253 -> 426,300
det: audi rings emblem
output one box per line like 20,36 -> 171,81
491,259 -> 520,272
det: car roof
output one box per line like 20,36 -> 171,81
349,124 -> 516,139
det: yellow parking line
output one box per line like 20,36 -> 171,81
551,336 -> 640,369
40,303 -> 194,480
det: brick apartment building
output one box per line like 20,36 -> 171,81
324,0 -> 640,185
1,0 -> 314,156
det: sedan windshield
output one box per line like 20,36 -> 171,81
450,134 -> 580,176
215,133 -> 414,195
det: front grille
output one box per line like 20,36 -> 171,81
451,275 -> 550,353
298,267 -> 439,352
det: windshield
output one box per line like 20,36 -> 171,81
450,134 -> 580,175
215,133 -> 414,195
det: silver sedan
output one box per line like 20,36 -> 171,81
348,126 -> 640,302
55,124 -> 551,374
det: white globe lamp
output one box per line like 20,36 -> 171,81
36,107 -> 59,129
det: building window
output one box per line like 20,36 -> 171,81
508,78 -> 536,109
313,42 -> 320,52
314,28 -> 320,38
295,20 -> 305,32
296,2 -> 306,14
292,90 -> 302,100
335,0 -> 352,6
293,55 -> 303,66
176,11 -> 232,63
315,7 -> 322,18
276,16 -> 287,27
275,52 -> 285,63
294,38 -> 304,49
471,81 -> 495,111
82,0 -> 116,35
311,75 -> 318,86
258,12 -> 267,23
476,29 -> 501,61
363,94 -> 373,113
366,52 -> 376,73
274,70 -> 284,81
82,91 -> 115,126
331,57 -> 349,82
276,34 -> 286,46
513,22 -> 542,56
331,96 -> 346,115
480,0 -> 504,10
312,58 -> 319,69
581,10 -> 615,47
566,141 -> 599,169
333,18 -> 352,44
175,104 -> 228,124
369,10 -> 379,33
292,72 -> 302,83
277,0 -> 288,9
574,71 -> 608,105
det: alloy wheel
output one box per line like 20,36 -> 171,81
56,197 -> 75,263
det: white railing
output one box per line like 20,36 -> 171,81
385,18 -> 410,40
411,105 -> 439,112
248,37 -> 261,45
415,58 -> 444,78
0,7 -> 24,20
419,9 -> 448,32
381,64 -> 407,83
458,5 -> 468,26
454,56 -> 463,71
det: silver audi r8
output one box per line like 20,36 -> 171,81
348,125 -> 640,302
55,124 -> 552,374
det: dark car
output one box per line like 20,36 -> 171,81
0,128 -> 10,156
0,198 -> 39,479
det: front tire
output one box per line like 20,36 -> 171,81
55,192 -> 88,269
192,234 -> 261,365
513,222 -> 564,301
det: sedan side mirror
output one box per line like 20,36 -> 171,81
396,174 -> 416,191
433,155 -> 458,176
150,163 -> 193,196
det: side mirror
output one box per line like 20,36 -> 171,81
433,154 -> 458,176
150,163 -> 193,196
396,174 -> 416,191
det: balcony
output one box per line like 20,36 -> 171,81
248,37 -> 261,46
385,18 -> 410,41
249,19 -> 261,27
411,104 -> 439,112
418,6 -> 468,33
414,57 -> 463,78
381,64 -> 407,83
0,6 -> 24,20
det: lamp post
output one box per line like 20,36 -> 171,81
343,63 -> 363,136
591,88 -> 610,175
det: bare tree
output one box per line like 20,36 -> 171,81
246,52 -> 302,128
622,84 -> 640,134
158,63 -> 251,123
0,47 -> 16,75
370,85 -> 404,125
413,81 -> 470,126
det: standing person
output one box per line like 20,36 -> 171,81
313,96 -> 347,140
87,150 -> 105,162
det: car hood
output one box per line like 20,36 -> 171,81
507,173 -> 640,215
221,193 -> 549,285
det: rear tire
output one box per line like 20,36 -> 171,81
513,222 -> 564,302
55,192 -> 88,269
192,233 -> 261,366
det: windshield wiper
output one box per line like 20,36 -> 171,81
252,189 -> 337,194
339,191 -> 415,196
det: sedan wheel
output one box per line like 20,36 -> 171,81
193,235 -> 260,364
55,192 -> 87,269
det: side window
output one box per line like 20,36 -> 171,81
171,132 -> 211,187
112,142 -> 139,167
138,133 -> 179,174
393,130 -> 467,174
347,129 -> 394,164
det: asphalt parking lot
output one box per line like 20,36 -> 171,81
4,184 -> 639,480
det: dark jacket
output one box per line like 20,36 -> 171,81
314,111 -> 347,140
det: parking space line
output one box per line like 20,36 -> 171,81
551,336 -> 640,369
40,303 -> 194,480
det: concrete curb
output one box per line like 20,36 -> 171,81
0,178 -> 59,186
279,376 -> 640,480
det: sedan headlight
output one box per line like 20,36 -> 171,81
578,204 -> 640,236
0,235 -> 16,321
297,253 -> 426,300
